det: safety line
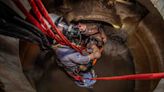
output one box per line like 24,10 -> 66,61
28,0 -> 64,44
90,73 -> 164,80
34,0 -> 82,52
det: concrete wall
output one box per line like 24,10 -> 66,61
151,0 -> 164,19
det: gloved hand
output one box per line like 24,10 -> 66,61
89,44 -> 101,59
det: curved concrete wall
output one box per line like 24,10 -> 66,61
151,0 -> 164,19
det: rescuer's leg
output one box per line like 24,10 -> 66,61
75,69 -> 96,88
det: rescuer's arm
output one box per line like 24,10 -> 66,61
69,45 -> 101,64
88,44 -> 101,60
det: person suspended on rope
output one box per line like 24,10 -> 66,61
49,13 -> 107,88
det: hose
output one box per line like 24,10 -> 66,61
13,16 -> 50,47
0,22 -> 46,49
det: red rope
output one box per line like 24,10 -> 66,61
12,0 -> 47,35
12,0 -> 66,45
13,0 -> 83,52
34,0 -> 82,52
90,73 -> 164,80
28,0 -> 64,44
